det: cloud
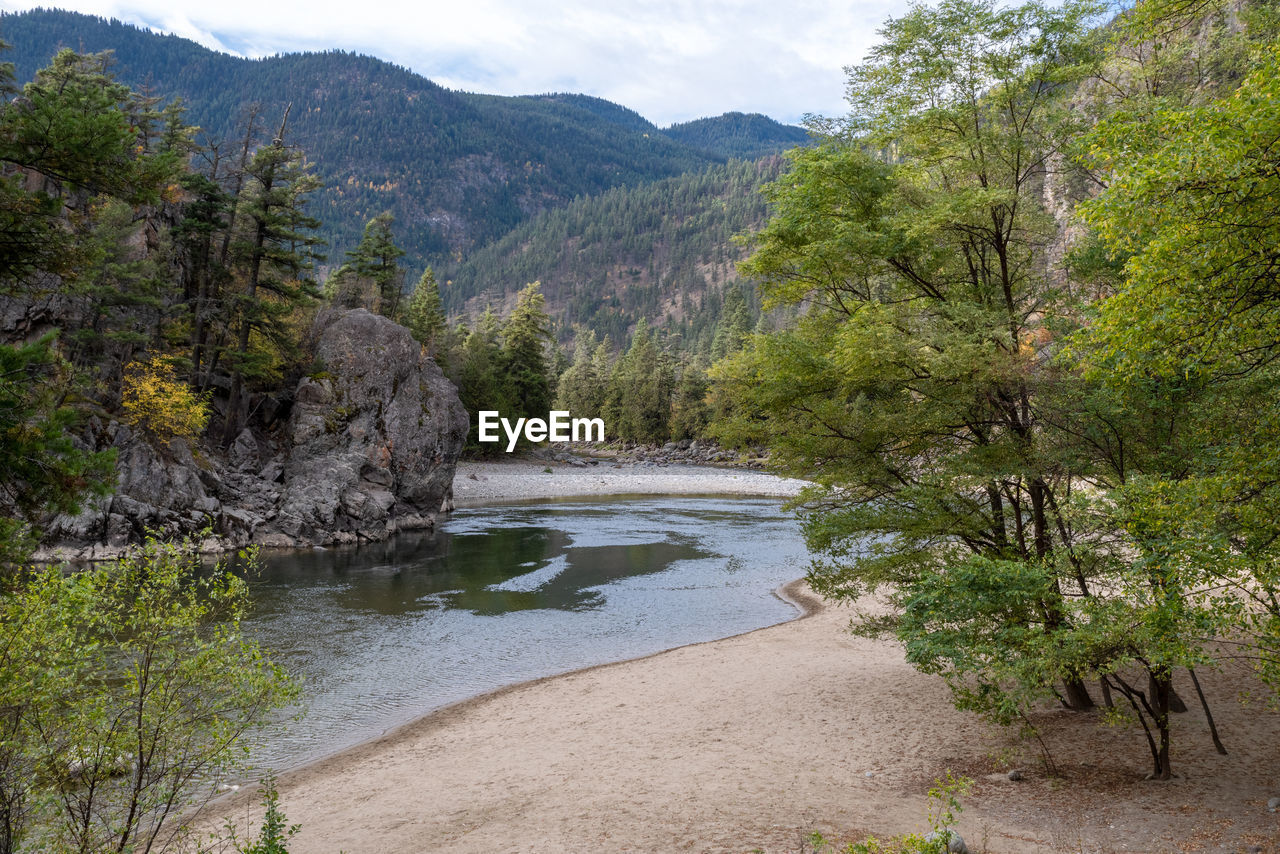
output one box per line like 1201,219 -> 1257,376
0,0 -> 899,125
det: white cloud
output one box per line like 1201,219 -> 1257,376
0,0 -> 901,125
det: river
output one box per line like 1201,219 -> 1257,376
241,494 -> 809,772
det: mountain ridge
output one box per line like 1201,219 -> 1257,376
0,8 -> 807,267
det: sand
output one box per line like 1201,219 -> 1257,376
450,458 -> 808,506
208,462 -> 1280,854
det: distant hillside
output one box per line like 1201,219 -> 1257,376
444,157 -> 781,351
664,113 -> 811,160
0,9 -> 802,266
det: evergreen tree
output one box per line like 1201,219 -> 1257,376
610,320 -> 674,443
343,210 -> 405,319
500,282 -> 554,421
669,359 -> 710,441
555,327 -> 605,416
456,308 -> 508,454
222,107 -> 325,445
0,335 -> 115,566
404,267 -> 447,354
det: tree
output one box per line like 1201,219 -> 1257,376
222,107 -> 325,446
0,334 -> 114,567
669,358 -> 710,441
500,282 -> 554,421
454,308 -> 508,454
713,0 -> 1118,746
0,540 -> 295,853
343,211 -> 406,320
554,327 -> 605,418
1072,33 -> 1280,701
404,267 -> 446,354
120,354 -> 211,443
609,320 -> 673,443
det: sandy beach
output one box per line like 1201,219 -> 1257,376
211,462 -> 1280,853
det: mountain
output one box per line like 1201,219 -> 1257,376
0,9 -> 806,268
663,113 -> 811,160
444,157 -> 782,351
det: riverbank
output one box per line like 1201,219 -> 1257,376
210,572 -> 1280,852
451,457 -> 808,506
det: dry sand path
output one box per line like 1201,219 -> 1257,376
209,463 -> 1280,853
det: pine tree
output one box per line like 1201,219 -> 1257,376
404,267 -> 446,354
343,211 -> 406,319
555,328 -> 605,416
500,282 -> 553,421
222,107 -> 325,446
610,320 -> 673,443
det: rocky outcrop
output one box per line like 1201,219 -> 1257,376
263,308 -> 468,547
37,308 -> 468,560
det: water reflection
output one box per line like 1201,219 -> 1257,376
240,495 -> 807,772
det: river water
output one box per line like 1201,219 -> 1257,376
241,494 -> 809,772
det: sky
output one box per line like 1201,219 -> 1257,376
0,0 -> 901,126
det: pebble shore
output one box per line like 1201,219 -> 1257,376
451,457 -> 807,506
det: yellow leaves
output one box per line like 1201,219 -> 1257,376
121,355 -> 210,443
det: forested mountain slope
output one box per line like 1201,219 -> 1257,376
663,112 -> 810,159
0,9 -> 805,265
444,157 -> 781,350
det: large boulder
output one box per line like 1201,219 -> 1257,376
264,308 -> 468,546
37,308 -> 467,559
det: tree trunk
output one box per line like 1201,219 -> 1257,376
1152,668 -> 1173,779
1188,668 -> 1227,755
1063,677 -> 1096,711
1149,673 -> 1187,713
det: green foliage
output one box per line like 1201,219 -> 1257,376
0,334 -> 114,566
711,0 -> 1280,781
0,539 -> 295,852
607,320 -> 675,443
554,328 -> 607,417
404,268 -> 447,354
805,773 -> 971,854
230,775 -> 300,854
222,108 -> 325,443
338,211 -> 405,319
710,0 -> 1248,776
1072,22 -> 1280,702
500,282 -> 554,422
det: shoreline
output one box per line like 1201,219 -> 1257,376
261,577 -> 822,783
204,463 -> 1280,854
450,457 -> 808,507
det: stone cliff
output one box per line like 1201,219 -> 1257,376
39,308 -> 468,560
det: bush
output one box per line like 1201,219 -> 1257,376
121,354 -> 210,442
0,538 -> 295,852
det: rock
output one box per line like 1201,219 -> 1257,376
1268,796 -> 1280,812
229,428 -> 260,469
37,307 -> 465,559
267,308 -> 467,547
259,459 -> 284,483
1008,769 -> 1023,781
924,829 -> 968,854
